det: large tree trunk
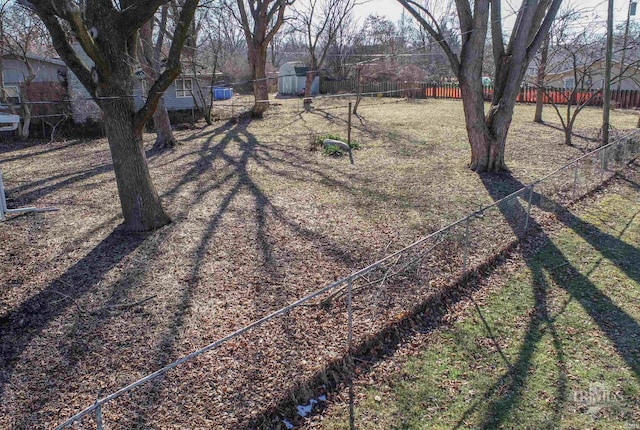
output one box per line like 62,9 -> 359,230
102,81 -> 171,231
460,78 -> 506,172
249,45 -> 270,117
28,0 -> 200,232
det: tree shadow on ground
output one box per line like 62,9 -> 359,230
539,122 -> 601,148
130,116 -> 375,427
4,162 -> 114,206
6,112 -> 419,426
0,138 -> 89,159
0,229 -> 147,415
453,171 -> 640,429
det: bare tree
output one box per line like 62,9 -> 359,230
398,0 -> 562,172
20,0 -> 199,231
188,4 -> 230,125
293,0 -> 356,108
229,0 -> 292,117
543,32 -> 640,145
324,11 -> 359,79
268,19 -> 297,68
138,4 -> 178,149
533,34 -> 549,123
532,5 -> 584,124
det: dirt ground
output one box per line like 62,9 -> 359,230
0,96 -> 637,429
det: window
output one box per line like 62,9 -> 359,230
175,78 -> 193,98
1,86 -> 20,105
563,77 -> 575,90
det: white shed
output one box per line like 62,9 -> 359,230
278,62 -> 319,95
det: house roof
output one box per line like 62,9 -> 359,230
1,51 -> 66,67
279,62 -> 309,77
546,59 -> 640,80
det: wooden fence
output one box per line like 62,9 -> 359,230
320,80 -> 428,99
320,79 -> 640,109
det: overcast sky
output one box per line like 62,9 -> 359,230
353,0 -> 639,30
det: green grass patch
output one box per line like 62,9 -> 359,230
327,193 -> 640,429
317,133 -> 360,156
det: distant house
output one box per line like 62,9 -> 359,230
542,59 -> 640,91
68,43 -> 218,124
1,52 -> 67,121
278,62 -> 319,96
132,67 -> 220,112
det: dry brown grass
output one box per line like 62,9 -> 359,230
0,96 -> 637,429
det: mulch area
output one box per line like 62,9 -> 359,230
0,97 -> 637,429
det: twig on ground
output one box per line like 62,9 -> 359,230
105,295 -> 157,310
51,290 -> 157,315
51,290 -> 88,314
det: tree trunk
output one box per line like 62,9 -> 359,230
534,36 -> 549,123
203,104 -> 213,125
352,66 -> 362,115
152,97 -> 178,149
564,125 -> 573,146
139,18 -> 179,150
303,70 -> 314,109
564,102 -> 573,146
460,77 -> 508,172
18,84 -> 31,139
249,45 -> 270,117
102,89 -> 171,231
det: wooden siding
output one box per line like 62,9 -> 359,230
1,57 -> 65,85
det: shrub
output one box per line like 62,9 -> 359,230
323,143 -> 344,157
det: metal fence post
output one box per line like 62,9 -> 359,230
348,102 -> 354,165
572,162 -> 579,201
524,185 -> 534,232
95,402 -> 104,430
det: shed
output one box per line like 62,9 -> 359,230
278,62 -> 319,96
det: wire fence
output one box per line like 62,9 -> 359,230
53,129 -> 640,429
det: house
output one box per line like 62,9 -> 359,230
68,43 -> 219,124
541,59 -> 640,91
1,52 -> 67,122
278,62 -> 319,96
132,66 -> 222,112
